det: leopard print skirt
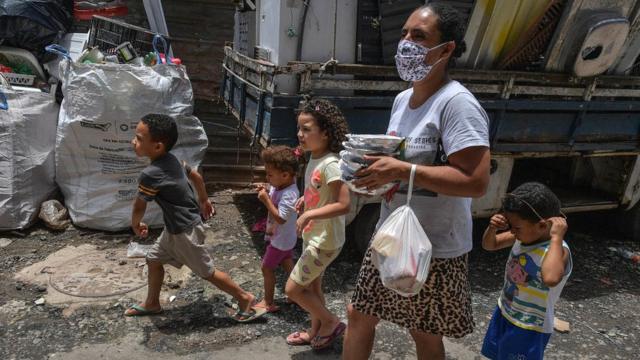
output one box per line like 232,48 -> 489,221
351,249 -> 474,338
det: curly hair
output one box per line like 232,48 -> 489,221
141,113 -> 178,151
297,98 -> 349,153
502,182 -> 562,223
261,145 -> 299,176
416,3 -> 467,66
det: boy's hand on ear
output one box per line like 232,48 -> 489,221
548,217 -> 567,239
489,214 -> 509,231
200,199 -> 215,220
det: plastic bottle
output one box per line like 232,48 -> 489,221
143,52 -> 157,66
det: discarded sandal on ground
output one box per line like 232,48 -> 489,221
311,322 -> 346,350
286,331 -> 312,346
124,304 -> 163,317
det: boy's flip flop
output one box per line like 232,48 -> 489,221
311,322 -> 346,350
224,301 -> 267,323
227,306 -> 267,323
124,304 -> 163,317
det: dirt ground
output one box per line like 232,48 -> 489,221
1,189 -> 639,359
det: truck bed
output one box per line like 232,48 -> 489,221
220,46 -> 640,157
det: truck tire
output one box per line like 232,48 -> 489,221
620,203 -> 640,243
353,203 -> 381,255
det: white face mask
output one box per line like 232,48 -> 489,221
395,40 -> 446,82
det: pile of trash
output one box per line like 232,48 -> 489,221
339,134 -> 404,196
52,32 -> 206,231
0,1 -> 73,230
71,35 -> 181,66
0,75 -> 59,230
0,12 -> 207,232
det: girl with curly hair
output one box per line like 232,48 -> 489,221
285,98 -> 351,350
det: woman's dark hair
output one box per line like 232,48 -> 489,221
297,98 -> 349,153
140,113 -> 178,151
502,182 -> 562,223
417,3 -> 467,64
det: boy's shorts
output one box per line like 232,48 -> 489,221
262,242 -> 293,270
146,223 -> 215,279
289,242 -> 341,287
481,306 -> 551,360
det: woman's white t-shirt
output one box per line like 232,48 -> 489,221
380,80 -> 490,258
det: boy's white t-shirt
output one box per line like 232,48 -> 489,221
381,80 -> 490,258
265,183 -> 299,251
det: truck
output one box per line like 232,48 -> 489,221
220,0 -> 640,252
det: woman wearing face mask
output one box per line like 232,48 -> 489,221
343,4 -> 491,360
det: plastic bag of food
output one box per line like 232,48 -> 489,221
345,134 -> 404,153
370,165 -> 432,296
338,157 -> 395,196
338,134 -> 404,196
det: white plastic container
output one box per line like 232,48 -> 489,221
0,46 -> 46,80
2,73 -> 36,86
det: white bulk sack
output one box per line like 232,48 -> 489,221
0,81 -> 58,230
55,60 -> 208,230
371,165 -> 432,296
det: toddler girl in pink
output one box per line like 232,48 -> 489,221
255,146 -> 300,313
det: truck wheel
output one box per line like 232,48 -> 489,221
620,203 -> 640,243
353,204 -> 381,255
